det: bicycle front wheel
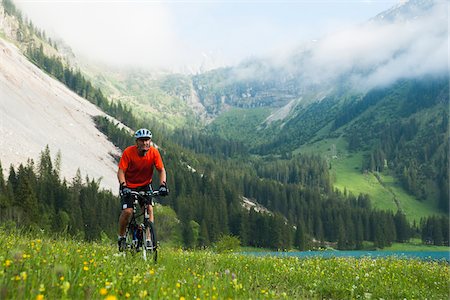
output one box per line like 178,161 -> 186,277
143,221 -> 158,263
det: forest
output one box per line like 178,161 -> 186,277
1,134 -> 448,249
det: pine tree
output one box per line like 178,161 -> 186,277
15,173 -> 39,226
294,220 -> 307,251
198,219 -> 210,248
0,161 -> 6,195
394,210 -> 410,242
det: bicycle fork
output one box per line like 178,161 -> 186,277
144,207 -> 151,245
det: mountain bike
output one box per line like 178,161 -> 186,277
124,190 -> 161,263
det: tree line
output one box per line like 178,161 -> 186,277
2,137 -> 447,249
0,147 -> 118,240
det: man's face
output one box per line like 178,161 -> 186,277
136,138 -> 151,154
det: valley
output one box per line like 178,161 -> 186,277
0,0 -> 448,251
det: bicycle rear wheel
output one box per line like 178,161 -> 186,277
125,221 -> 140,254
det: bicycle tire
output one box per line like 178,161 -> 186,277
143,220 -> 158,263
125,221 -> 139,254
149,222 -> 158,263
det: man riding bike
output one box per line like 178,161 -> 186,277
117,128 -> 168,251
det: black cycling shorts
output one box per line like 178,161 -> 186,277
120,185 -> 154,210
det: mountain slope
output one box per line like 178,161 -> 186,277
0,37 -> 121,192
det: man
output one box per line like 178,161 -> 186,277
117,128 -> 168,251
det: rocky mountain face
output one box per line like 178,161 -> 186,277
0,11 -> 121,192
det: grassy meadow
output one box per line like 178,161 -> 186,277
1,230 -> 448,299
330,152 -> 444,221
299,137 -> 443,222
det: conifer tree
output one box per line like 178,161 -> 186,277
198,219 -> 210,248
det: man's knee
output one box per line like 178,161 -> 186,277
120,208 -> 133,218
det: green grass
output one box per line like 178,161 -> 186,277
299,138 -> 443,222
1,230 -> 448,299
329,152 -> 398,212
330,153 -> 444,221
380,174 -> 445,220
207,107 -> 272,146
383,239 -> 450,252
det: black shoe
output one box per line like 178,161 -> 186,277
118,237 -> 126,252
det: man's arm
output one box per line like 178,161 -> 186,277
117,168 -> 126,186
158,167 -> 167,185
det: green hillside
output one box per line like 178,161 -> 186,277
207,107 -> 272,146
330,153 -> 443,221
297,137 -> 444,222
204,76 -> 449,221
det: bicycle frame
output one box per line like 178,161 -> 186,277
125,190 -> 159,262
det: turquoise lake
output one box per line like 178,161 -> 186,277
244,251 -> 450,261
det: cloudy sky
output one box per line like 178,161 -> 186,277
14,0 -> 400,71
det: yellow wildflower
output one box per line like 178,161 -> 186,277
139,290 -> 148,298
61,281 -> 70,295
20,272 -> 27,281
100,288 -> 108,296
36,295 -> 44,300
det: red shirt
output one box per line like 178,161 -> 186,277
118,145 -> 164,188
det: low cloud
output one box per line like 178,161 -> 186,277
301,1 -> 447,90
14,1 -> 196,70
232,1 -> 447,92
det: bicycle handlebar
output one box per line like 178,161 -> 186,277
130,190 -> 160,197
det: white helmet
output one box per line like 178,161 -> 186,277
134,128 -> 152,139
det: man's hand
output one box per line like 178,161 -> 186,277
120,183 -> 131,197
158,183 -> 169,196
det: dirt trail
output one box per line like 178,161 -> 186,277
373,172 -> 402,212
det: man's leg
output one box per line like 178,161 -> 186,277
119,208 -> 133,236
118,208 -> 132,251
